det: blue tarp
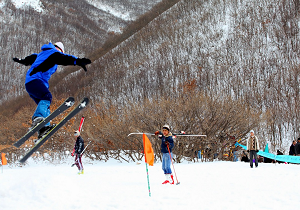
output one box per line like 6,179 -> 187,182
235,143 -> 300,164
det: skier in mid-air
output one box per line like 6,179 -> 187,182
155,124 -> 175,185
13,42 -> 91,138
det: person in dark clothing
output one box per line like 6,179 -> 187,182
241,151 -> 250,162
246,130 -> 260,168
295,138 -> 300,156
289,140 -> 297,156
155,125 -> 174,185
276,150 -> 284,164
13,42 -> 91,138
72,130 -> 84,174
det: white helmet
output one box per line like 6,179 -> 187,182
74,130 -> 80,136
54,42 -> 64,53
162,125 -> 170,131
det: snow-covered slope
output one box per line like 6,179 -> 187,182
0,160 -> 297,209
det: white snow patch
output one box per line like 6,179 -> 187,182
0,0 -> 5,8
0,160 -> 298,209
86,0 -> 135,21
11,0 -> 44,12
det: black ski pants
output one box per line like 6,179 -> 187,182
249,150 -> 258,167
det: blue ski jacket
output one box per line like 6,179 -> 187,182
24,42 -> 78,88
159,133 -> 174,153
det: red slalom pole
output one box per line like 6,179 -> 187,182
167,145 -> 180,185
78,116 -> 85,132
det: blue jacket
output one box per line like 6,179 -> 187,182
24,43 -> 77,88
160,133 -> 174,153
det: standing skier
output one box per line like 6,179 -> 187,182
155,125 -> 174,185
246,130 -> 260,168
72,130 -> 84,174
13,42 -> 91,138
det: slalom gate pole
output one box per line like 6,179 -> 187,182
167,145 -> 180,185
145,162 -> 151,197
78,116 -> 85,132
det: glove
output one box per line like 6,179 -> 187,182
71,152 -> 74,157
76,58 -> 91,71
13,57 -> 21,63
154,131 -> 160,135
247,150 -> 249,152
165,141 -> 170,146
256,150 -> 259,152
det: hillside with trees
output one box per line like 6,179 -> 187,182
1,0 -> 300,163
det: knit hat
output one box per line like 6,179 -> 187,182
74,130 -> 80,136
54,42 -> 64,53
162,125 -> 170,131
250,130 -> 254,134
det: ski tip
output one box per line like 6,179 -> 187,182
83,97 -> 89,103
79,97 -> 89,108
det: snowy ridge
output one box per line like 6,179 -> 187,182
86,0 -> 135,21
11,0 -> 44,12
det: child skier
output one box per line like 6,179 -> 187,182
155,125 -> 174,185
72,130 -> 84,174
13,42 -> 91,138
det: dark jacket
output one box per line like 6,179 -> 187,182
159,133 -> 174,153
289,144 -> 296,155
295,142 -> 300,155
20,42 -> 77,88
75,136 -> 84,154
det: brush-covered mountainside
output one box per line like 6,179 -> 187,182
0,0 -> 161,102
1,0 -> 300,163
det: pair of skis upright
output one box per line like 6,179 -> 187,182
14,97 -> 89,163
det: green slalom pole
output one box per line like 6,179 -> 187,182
145,162 -> 151,197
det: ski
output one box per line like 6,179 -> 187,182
128,132 -> 206,137
19,97 -> 89,163
14,97 -> 75,148
128,133 -> 155,136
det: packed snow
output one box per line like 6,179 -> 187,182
0,159 -> 298,210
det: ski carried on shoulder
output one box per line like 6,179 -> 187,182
19,97 -> 89,163
14,97 -> 75,148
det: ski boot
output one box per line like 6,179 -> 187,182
30,117 -> 44,130
78,170 -> 84,175
169,174 -> 174,185
37,124 -> 56,139
162,174 -> 170,184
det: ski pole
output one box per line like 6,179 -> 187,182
167,144 -> 180,185
80,140 -> 92,156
